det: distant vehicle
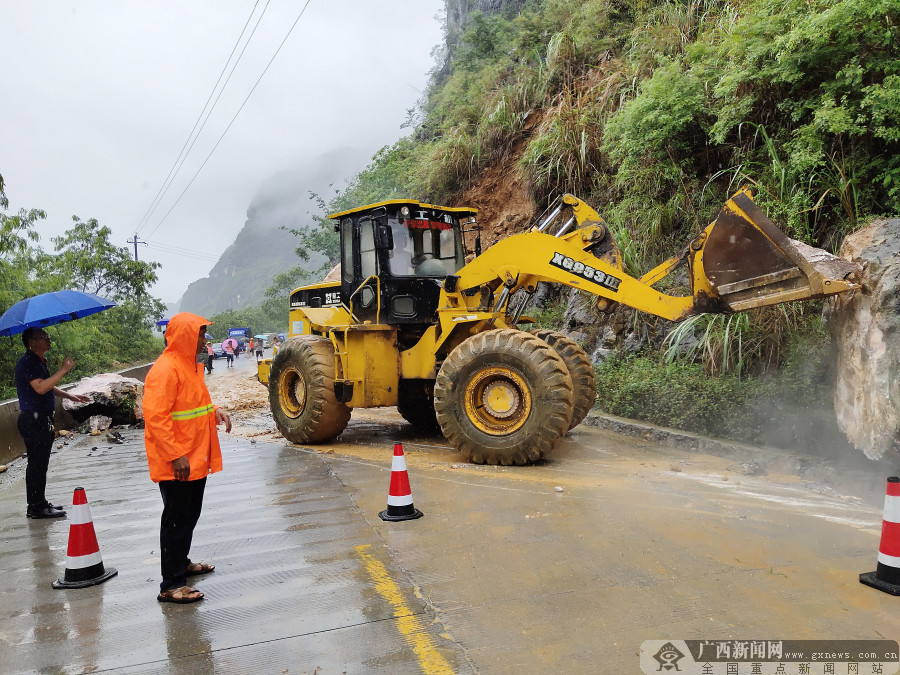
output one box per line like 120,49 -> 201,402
227,327 -> 251,353
210,342 -> 226,358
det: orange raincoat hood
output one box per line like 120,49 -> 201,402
142,312 -> 223,482
163,312 -> 208,363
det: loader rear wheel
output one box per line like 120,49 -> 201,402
397,379 -> 440,433
434,329 -> 574,465
530,329 -> 596,431
268,336 -> 351,444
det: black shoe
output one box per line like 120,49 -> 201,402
28,505 -> 66,519
45,503 -> 65,511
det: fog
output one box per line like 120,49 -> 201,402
0,1 -> 444,303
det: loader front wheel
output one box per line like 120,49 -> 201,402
434,329 -> 573,465
268,336 -> 351,444
530,329 -> 596,431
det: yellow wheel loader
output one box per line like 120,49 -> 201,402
258,188 -> 860,465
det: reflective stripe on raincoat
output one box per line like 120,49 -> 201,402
143,312 -> 223,482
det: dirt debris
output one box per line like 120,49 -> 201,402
204,369 -> 282,440
449,113 -> 538,254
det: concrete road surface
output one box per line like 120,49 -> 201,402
1,358 -> 898,673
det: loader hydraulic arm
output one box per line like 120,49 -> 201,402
450,226 -> 698,322
443,189 -> 861,324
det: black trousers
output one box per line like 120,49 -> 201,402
158,477 -> 206,592
17,410 -> 54,509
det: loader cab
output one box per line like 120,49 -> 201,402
330,200 -> 477,326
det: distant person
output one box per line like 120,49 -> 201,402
271,336 -> 280,357
198,342 -> 210,374
205,342 -> 214,373
143,313 -> 232,604
14,327 -> 90,519
224,340 -> 235,368
248,338 -> 254,357
255,339 -> 264,361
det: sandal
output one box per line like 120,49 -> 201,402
157,586 -> 204,604
186,561 -> 215,576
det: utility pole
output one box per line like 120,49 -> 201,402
127,234 -> 147,261
127,234 -> 148,315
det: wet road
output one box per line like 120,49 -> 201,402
1,354 -> 898,673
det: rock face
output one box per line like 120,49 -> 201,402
825,219 -> 900,459
62,373 -> 144,426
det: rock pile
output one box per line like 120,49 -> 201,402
62,373 -> 144,426
825,219 -> 900,459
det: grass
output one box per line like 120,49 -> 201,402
594,322 -> 838,449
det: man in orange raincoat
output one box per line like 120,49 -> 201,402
143,312 -> 232,603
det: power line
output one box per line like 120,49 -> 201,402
146,240 -> 219,256
135,0 -> 263,235
144,0 -> 314,240
145,241 -> 221,263
145,242 -> 220,261
148,0 -> 274,229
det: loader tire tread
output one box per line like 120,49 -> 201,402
530,329 -> 596,431
434,329 -> 573,465
268,336 -> 351,444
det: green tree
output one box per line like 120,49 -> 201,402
0,176 -> 166,398
49,216 -> 165,328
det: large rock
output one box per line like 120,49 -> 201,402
825,219 -> 900,459
62,373 -> 144,426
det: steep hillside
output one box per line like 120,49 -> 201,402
177,148 -> 364,315
178,216 -> 321,317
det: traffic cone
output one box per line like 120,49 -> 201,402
52,487 -> 118,589
860,476 -> 900,595
379,443 -> 423,521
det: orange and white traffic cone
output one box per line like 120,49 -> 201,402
860,476 -> 900,595
379,443 -> 423,522
52,487 -> 118,589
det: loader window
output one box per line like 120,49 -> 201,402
438,229 -> 455,259
387,214 -> 464,277
387,219 -> 417,276
360,220 -> 377,279
341,219 -> 353,283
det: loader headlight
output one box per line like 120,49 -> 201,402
400,206 -> 410,218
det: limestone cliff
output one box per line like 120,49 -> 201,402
825,219 -> 900,459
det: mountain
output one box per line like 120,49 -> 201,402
177,148 -> 366,316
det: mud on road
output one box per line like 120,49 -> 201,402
203,351 -> 419,450
1,350 -> 899,673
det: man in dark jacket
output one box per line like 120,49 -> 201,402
15,327 -> 89,519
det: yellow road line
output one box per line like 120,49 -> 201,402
354,544 -> 455,675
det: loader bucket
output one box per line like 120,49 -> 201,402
699,190 -> 861,311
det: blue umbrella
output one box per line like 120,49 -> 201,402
156,319 -> 170,327
0,290 -> 117,337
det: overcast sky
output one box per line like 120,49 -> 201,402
0,1 -> 445,303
